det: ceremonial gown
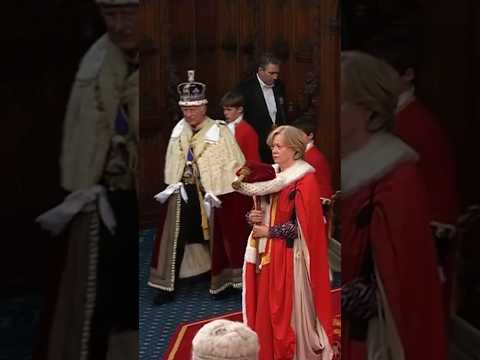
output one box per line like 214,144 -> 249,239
149,117 -> 245,294
304,142 -> 333,204
209,117 -> 262,293
237,160 -> 333,360
341,133 -> 447,360
395,91 -> 459,311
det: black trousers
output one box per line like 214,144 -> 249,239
173,184 -> 206,281
88,190 -> 139,360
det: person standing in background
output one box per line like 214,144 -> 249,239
235,53 -> 288,163
221,90 -> 261,162
365,31 -> 459,313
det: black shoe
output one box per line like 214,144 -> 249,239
154,290 -> 174,305
211,287 -> 235,300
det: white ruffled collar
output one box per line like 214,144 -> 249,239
341,133 -> 418,196
236,160 -> 314,196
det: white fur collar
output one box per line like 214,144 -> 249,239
170,118 -> 221,143
341,133 -> 418,196
237,160 -> 314,196
76,34 -> 109,80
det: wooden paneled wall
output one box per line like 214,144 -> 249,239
139,0 -> 340,228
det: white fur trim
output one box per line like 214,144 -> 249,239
75,34 -> 108,80
341,133 -> 418,196
170,118 -> 220,144
204,123 -> 221,143
192,319 -> 259,360
178,99 -> 208,106
244,243 -> 257,264
237,160 -> 314,196
170,119 -> 185,139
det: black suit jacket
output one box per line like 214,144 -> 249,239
235,76 -> 288,163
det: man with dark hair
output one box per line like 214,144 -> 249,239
221,90 -> 260,162
235,52 -> 288,163
365,29 -> 459,314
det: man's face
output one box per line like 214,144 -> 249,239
100,5 -> 140,53
258,63 -> 280,86
181,105 -> 207,128
223,106 -> 243,123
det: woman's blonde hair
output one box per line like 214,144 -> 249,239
266,125 -> 307,160
341,50 -> 401,132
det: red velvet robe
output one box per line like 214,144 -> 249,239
342,161 -> 448,360
210,119 -> 260,292
395,98 -> 459,310
243,169 -> 333,360
211,191 -> 251,291
235,120 -> 261,162
395,98 -> 458,225
304,144 -> 333,201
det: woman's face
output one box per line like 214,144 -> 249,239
271,133 -> 296,169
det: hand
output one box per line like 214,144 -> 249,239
252,224 -> 269,239
248,209 -> 264,224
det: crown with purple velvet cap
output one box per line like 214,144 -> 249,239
177,70 -> 208,107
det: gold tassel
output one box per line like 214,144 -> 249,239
195,181 -> 210,241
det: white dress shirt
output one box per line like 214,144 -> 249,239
257,74 -> 277,124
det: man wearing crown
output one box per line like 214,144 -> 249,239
34,1 -> 139,359
149,71 -> 246,304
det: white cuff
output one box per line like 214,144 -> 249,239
35,185 -> 116,236
204,192 -> 222,218
154,182 -> 188,204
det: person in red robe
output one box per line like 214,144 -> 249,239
201,91 -> 263,299
365,32 -> 459,312
341,51 -> 447,360
235,125 -> 334,360
292,117 -> 333,204
221,90 -> 261,162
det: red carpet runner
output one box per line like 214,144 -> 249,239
163,288 -> 341,359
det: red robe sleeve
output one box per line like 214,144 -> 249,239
304,146 -> 333,200
395,100 -> 458,225
235,120 -> 261,162
370,163 -> 447,359
295,172 -> 333,341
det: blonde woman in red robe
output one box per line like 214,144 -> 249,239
235,125 -> 334,360
340,51 -> 447,360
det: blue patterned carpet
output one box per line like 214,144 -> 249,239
139,229 -> 242,360
0,295 -> 41,360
